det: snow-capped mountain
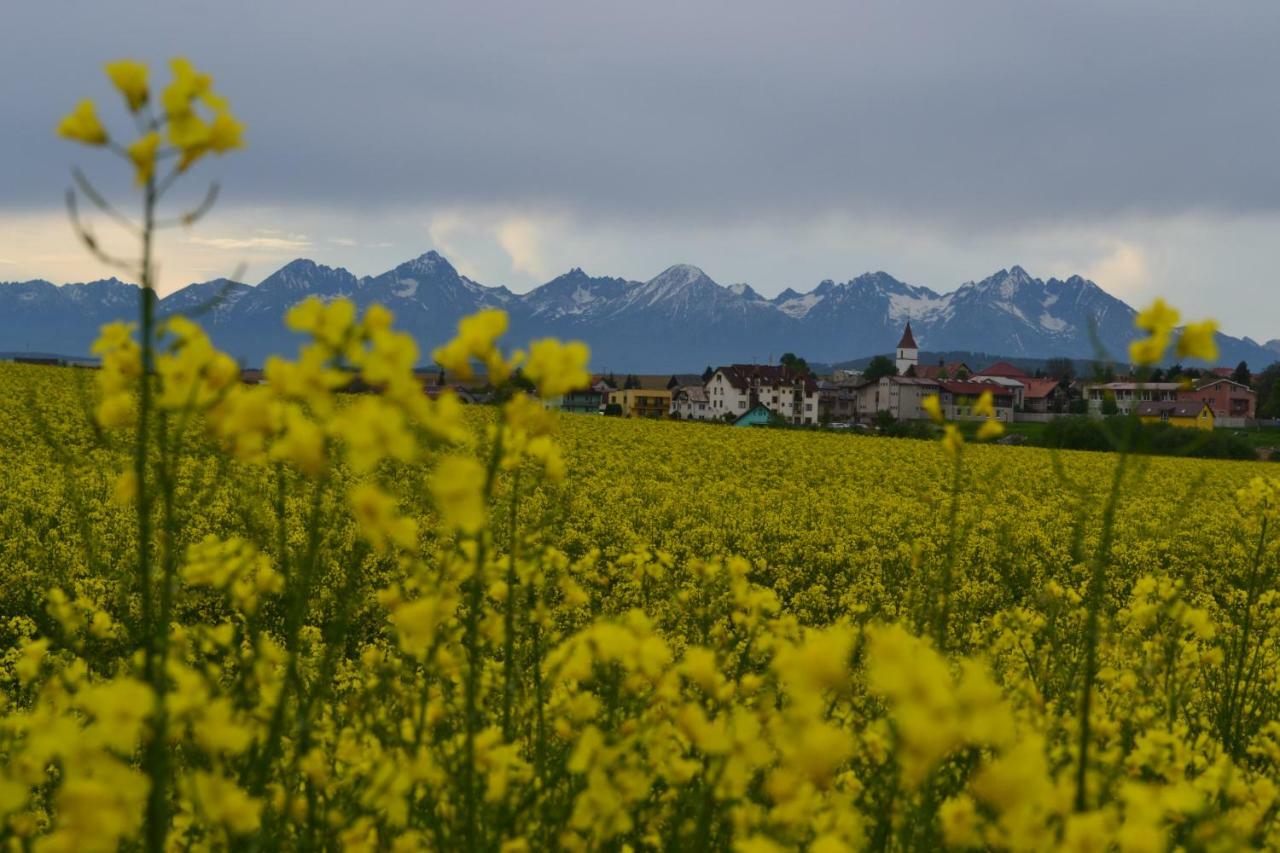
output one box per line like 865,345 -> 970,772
1,253 -> 1275,372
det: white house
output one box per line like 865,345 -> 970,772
671,385 -> 713,420
706,364 -> 820,425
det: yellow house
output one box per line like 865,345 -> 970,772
608,388 -> 672,419
1136,400 -> 1214,431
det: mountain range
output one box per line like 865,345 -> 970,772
2,251 -> 1277,372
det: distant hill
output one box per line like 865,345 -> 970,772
1,252 -> 1275,373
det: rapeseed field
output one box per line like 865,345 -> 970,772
3,55 -> 1279,853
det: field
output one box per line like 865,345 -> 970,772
3,333 -> 1280,851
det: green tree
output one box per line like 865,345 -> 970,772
1232,361 -> 1252,387
780,352 -> 813,377
863,355 -> 898,383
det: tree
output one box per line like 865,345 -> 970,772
1100,392 -> 1119,416
863,355 -> 898,383
603,372 -> 618,389
701,365 -> 714,382
624,374 -> 640,389
904,364 -> 917,377
1254,363 -> 1280,418
1232,361 -> 1252,387
1045,357 -> 1076,381
780,352 -> 813,377
954,366 -> 971,380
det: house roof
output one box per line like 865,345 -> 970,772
1211,367 -> 1235,378
882,375 -> 942,387
940,380 -> 1014,398
674,386 -> 708,403
913,361 -> 971,379
1136,400 -> 1212,418
715,364 -> 819,394
668,373 -> 706,389
1020,377 -> 1063,400
896,322 -> 918,350
1191,377 -> 1253,393
976,360 -> 1030,379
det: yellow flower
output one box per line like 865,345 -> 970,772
941,423 -> 963,457
269,405 -> 327,477
189,772 -> 261,836
162,57 -> 212,118
208,109 -> 245,152
977,418 -> 1004,441
350,483 -> 418,553
429,456 -> 487,534
524,338 -> 591,399
973,390 -> 995,419
56,99 -> 108,145
104,60 -> 148,111
111,470 -> 137,506
1129,298 -> 1181,366
1176,319 -> 1218,362
1134,298 -> 1180,337
126,132 -> 161,186
432,309 -> 509,381
922,394 -> 943,424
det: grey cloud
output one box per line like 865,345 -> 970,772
7,0 -> 1280,227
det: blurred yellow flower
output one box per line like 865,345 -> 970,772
524,338 -> 591,399
1176,319 -> 1219,362
922,394 -> 943,424
104,59 -> 148,111
126,131 -> 161,186
56,99 -> 108,145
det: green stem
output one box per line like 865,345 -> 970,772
1074,436 -> 1130,812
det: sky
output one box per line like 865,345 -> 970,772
3,0 -> 1279,341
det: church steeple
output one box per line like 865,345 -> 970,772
895,322 -> 918,374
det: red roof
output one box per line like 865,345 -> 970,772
976,360 -> 1030,379
896,322 -> 918,350
1020,377 -> 1062,400
940,380 -> 1014,398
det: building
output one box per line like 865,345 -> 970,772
913,360 -> 972,380
607,388 -> 672,418
895,323 -> 919,374
1178,378 -> 1255,419
938,380 -> 1015,421
972,361 -> 1031,408
816,379 -> 858,423
975,361 -> 1031,380
855,375 -> 941,422
1137,400 -> 1214,430
706,364 -> 820,425
733,404 -> 775,427
1020,377 -> 1069,414
671,385 -> 713,420
558,387 -> 606,414
1085,382 -> 1182,416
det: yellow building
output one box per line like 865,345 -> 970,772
1137,400 -> 1214,431
608,388 -> 672,419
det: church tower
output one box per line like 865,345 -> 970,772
895,322 -> 918,374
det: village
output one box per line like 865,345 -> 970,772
6,319 -> 1269,439
539,322 -> 1263,433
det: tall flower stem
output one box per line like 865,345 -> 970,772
1074,430 -> 1130,811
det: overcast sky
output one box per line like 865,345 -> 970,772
4,0 -> 1279,340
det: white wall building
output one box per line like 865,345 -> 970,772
707,364 -> 820,424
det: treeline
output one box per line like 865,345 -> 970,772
1040,416 -> 1261,461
